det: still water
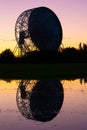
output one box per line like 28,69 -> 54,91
0,79 -> 87,130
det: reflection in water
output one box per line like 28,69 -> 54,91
0,79 -> 87,130
80,78 -> 87,84
16,80 -> 64,122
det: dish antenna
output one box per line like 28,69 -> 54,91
16,80 -> 64,122
14,6 -> 63,56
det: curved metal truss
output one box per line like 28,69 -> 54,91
16,80 -> 38,119
14,9 -> 38,56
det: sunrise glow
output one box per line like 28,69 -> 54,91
0,0 -> 87,52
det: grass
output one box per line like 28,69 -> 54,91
0,63 -> 87,79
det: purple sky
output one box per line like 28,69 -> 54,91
0,0 -> 87,51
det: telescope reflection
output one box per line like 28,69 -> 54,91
16,79 -> 64,122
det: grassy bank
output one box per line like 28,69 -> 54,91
0,63 -> 87,79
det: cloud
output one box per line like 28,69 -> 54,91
63,37 -> 72,40
0,39 -> 15,42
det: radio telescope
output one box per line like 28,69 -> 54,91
14,6 -> 63,56
16,80 -> 64,122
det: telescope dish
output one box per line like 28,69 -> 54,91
16,80 -> 64,122
14,6 -> 63,56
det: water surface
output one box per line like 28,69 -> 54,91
0,79 -> 87,130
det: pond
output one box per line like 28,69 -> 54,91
0,78 -> 87,130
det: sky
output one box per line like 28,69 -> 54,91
0,0 -> 87,52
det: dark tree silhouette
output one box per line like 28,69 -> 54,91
0,43 -> 87,63
0,49 -> 15,63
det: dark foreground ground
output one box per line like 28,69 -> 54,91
0,63 -> 87,79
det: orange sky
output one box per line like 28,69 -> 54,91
0,0 -> 87,52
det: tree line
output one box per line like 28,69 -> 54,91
0,43 -> 87,63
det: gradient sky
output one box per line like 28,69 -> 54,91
0,0 -> 87,52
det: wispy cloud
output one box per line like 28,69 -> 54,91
0,39 -> 15,42
63,37 -> 72,40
